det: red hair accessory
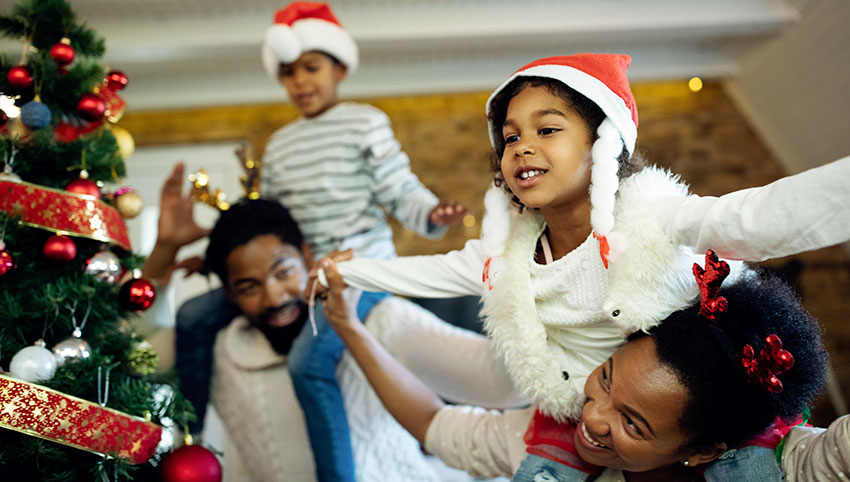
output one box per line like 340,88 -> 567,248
693,249 -> 730,321
741,335 -> 795,393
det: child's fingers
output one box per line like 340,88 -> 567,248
329,249 -> 355,263
321,259 -> 346,295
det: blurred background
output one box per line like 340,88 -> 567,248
1,0 -> 847,424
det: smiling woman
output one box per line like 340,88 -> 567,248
318,250 -> 843,481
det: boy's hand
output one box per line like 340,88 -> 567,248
157,163 -> 210,250
157,256 -> 205,285
319,258 -> 359,330
305,249 -> 354,300
429,200 -> 468,227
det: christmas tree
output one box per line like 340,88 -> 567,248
0,0 -> 196,480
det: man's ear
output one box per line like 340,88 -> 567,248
301,241 -> 315,270
684,442 -> 728,467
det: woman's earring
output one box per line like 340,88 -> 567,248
682,460 -> 690,466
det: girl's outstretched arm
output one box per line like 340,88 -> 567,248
319,257 -> 445,444
653,156 -> 850,261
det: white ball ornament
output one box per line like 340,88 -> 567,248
10,339 -> 57,382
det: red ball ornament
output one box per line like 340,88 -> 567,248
66,177 -> 101,199
159,445 -> 222,482
54,122 -> 79,142
77,93 -> 106,121
105,70 -> 128,91
7,65 -> 33,90
43,235 -> 77,261
119,277 -> 156,311
0,249 -> 14,275
50,41 -> 75,66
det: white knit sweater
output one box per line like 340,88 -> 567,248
211,310 -> 443,482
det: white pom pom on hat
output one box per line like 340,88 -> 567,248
261,2 -> 359,78
485,54 -> 639,268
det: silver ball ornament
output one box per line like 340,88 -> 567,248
85,250 -> 122,284
10,339 -> 57,382
52,336 -> 92,366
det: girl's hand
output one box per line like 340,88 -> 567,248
429,200 -> 468,227
304,249 -> 354,300
319,258 -> 359,331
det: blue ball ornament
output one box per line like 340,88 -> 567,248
20,100 -> 52,129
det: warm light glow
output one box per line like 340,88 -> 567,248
462,214 -> 476,227
688,77 -> 703,93
0,96 -> 20,117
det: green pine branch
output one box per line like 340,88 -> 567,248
0,0 -> 104,56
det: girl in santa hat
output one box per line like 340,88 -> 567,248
317,53 -> 850,480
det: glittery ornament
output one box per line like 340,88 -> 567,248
111,125 -> 135,159
6,65 -> 33,90
49,39 -> 75,66
77,93 -> 106,121
43,234 -> 77,261
52,336 -> 92,366
159,444 -> 222,482
114,187 -> 143,218
85,250 -> 122,283
20,100 -> 52,129
10,340 -> 57,382
128,341 -> 158,376
66,177 -> 101,199
119,277 -> 156,311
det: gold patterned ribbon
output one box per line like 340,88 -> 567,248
0,179 -> 131,250
0,374 -> 161,464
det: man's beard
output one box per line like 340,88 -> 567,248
256,300 -> 309,355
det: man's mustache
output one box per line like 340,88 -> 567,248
260,299 -> 306,324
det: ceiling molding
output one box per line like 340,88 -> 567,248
0,0 -> 797,111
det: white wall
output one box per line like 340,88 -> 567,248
122,141 -> 245,368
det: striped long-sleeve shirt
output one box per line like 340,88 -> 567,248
261,102 -> 446,260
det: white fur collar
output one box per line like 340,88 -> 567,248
478,166 -> 748,420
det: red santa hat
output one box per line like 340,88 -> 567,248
485,54 -> 639,267
261,2 -> 359,78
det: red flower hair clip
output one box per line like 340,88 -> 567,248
741,334 -> 795,393
693,249 -> 730,321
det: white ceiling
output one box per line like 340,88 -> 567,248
3,0 -> 848,181
0,0 -> 801,111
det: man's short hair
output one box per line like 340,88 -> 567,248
203,198 -> 304,283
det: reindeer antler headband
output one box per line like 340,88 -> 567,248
694,250 -> 794,393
